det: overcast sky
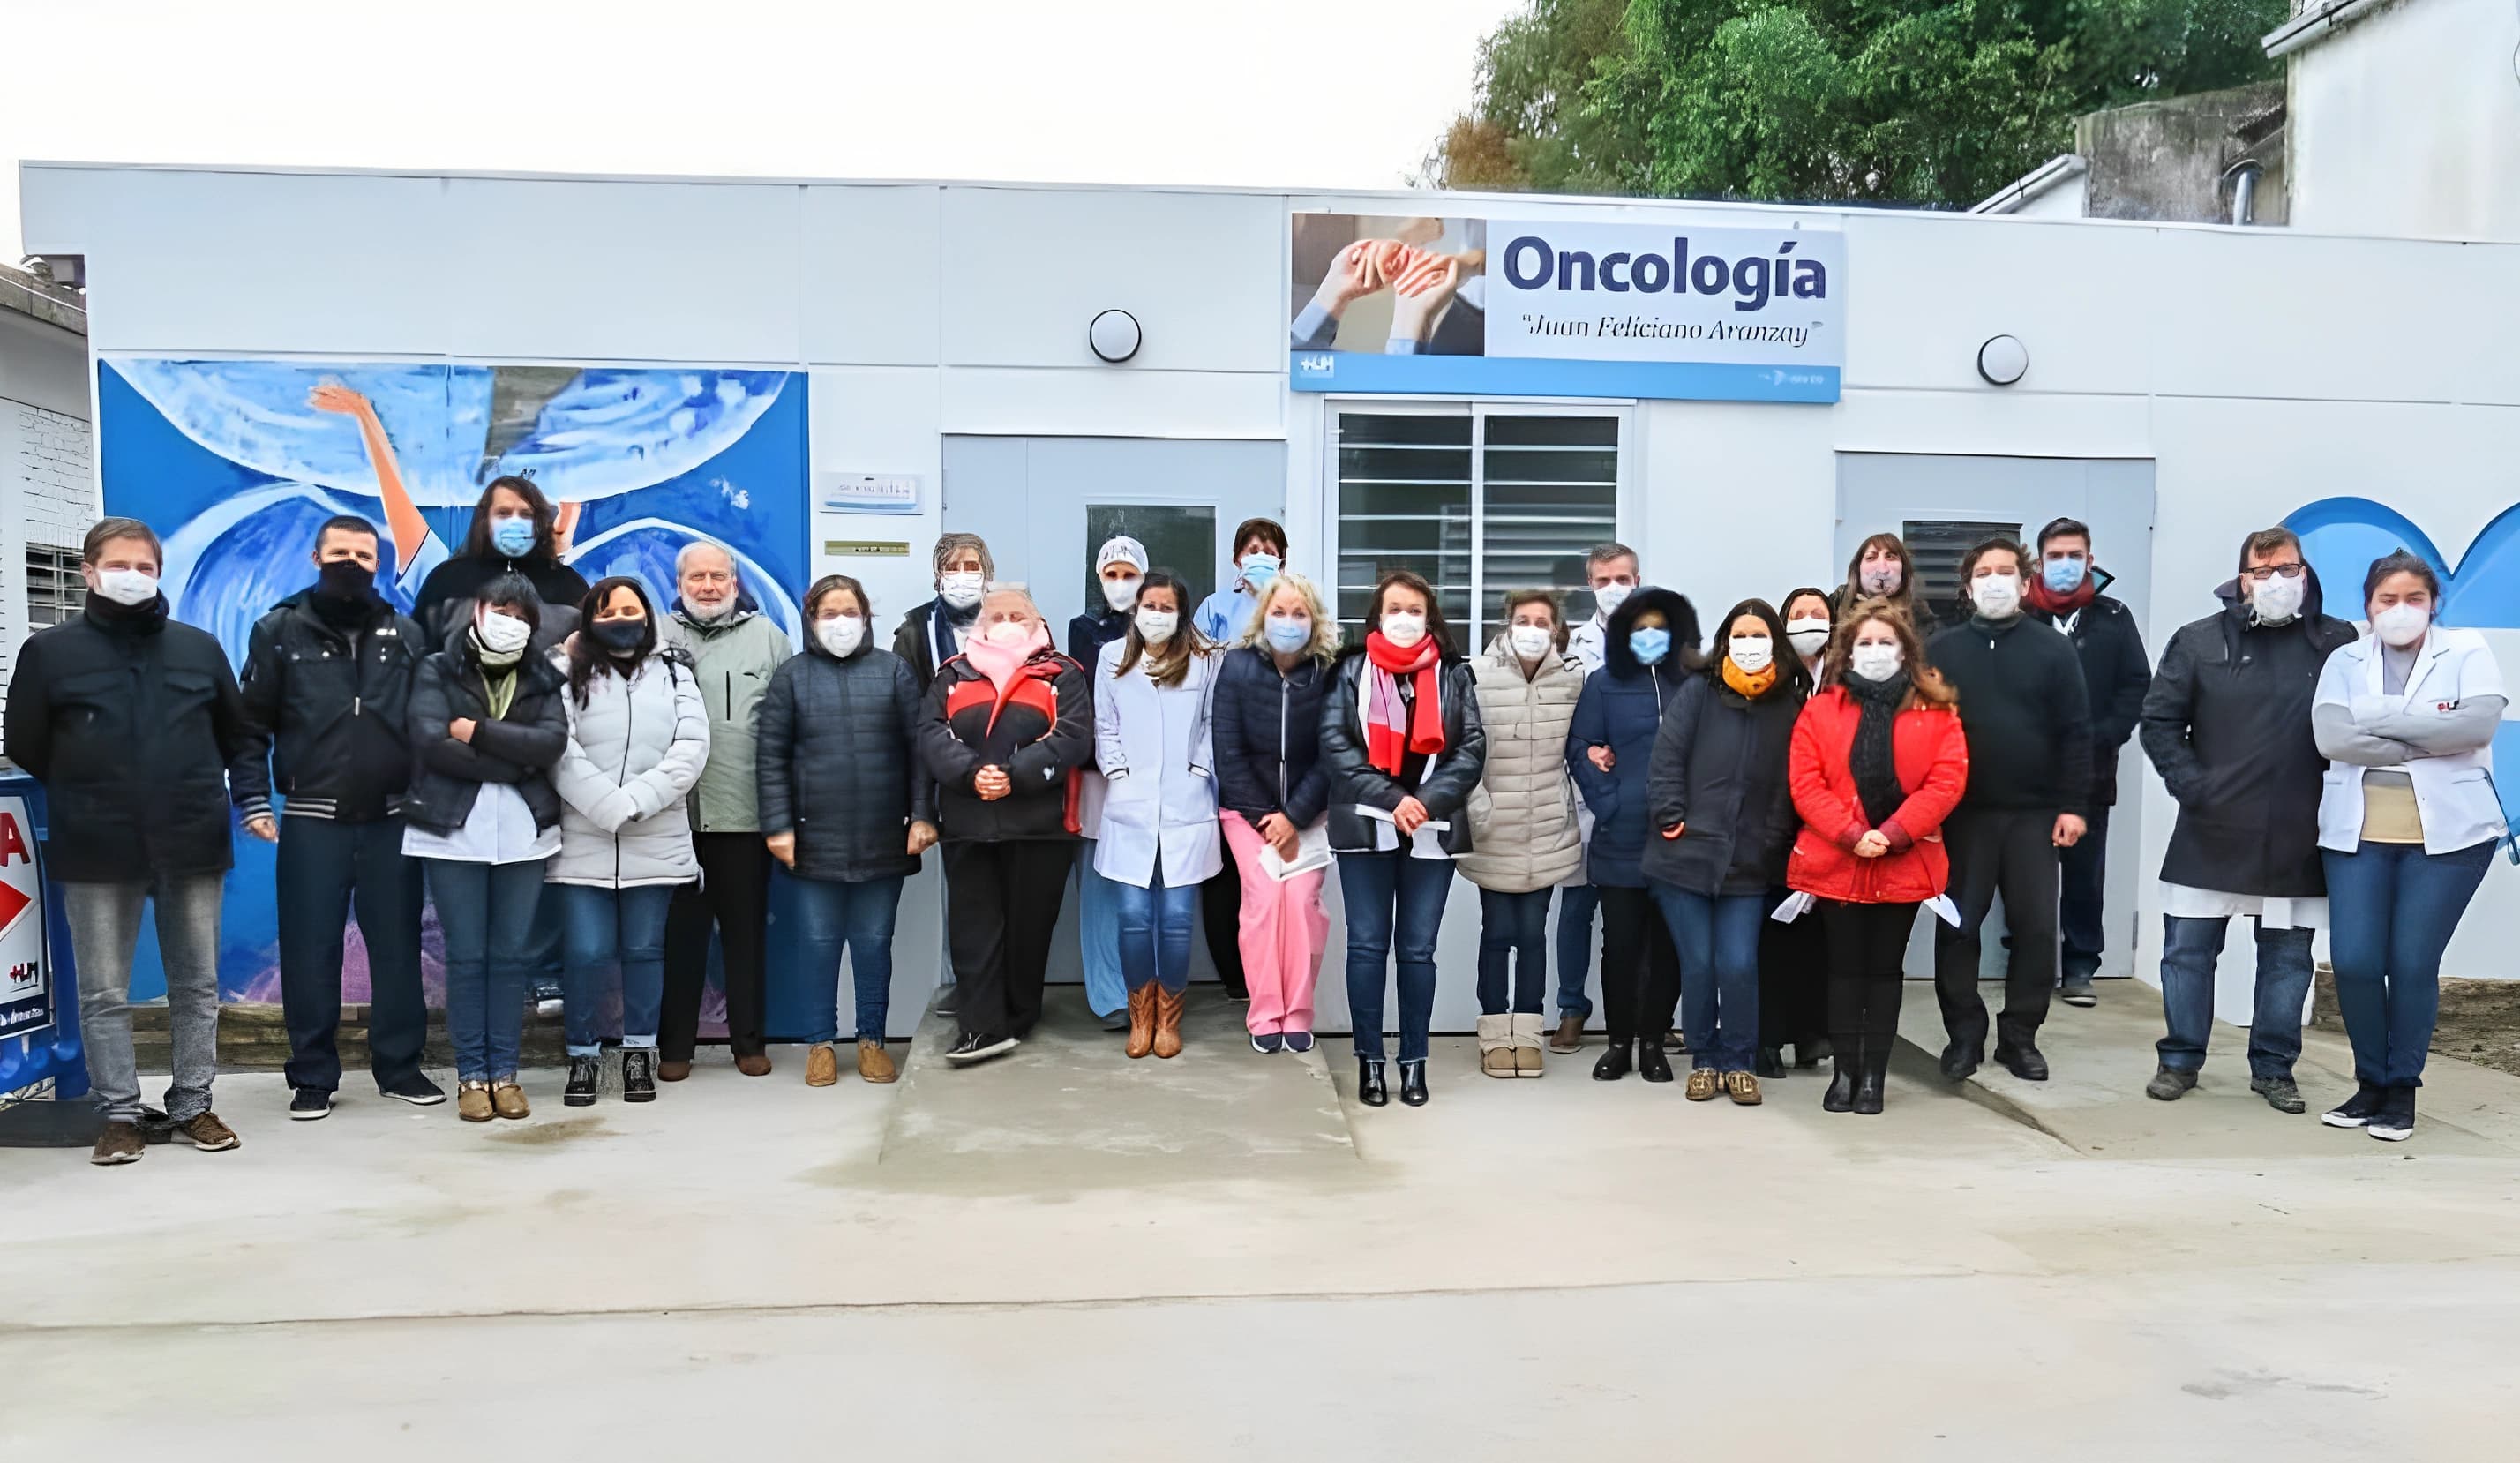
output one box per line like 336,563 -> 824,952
2,0 -> 1526,261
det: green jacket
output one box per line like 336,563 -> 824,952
666,605 -> 791,832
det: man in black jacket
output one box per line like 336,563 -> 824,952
1926,537 -> 2093,1083
235,515 -> 439,1119
4,518 -> 258,1165
2024,517 -> 2152,1008
2139,527 -> 2356,1114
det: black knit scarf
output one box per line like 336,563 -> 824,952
1841,670 -> 1909,829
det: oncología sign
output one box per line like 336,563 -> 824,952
1288,213 -> 1845,403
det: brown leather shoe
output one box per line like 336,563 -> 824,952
1549,1013 -> 1585,1054
457,1082 -> 495,1122
656,1059 -> 694,1083
175,1112 -> 241,1151
1125,983 -> 1157,1060
1724,1071 -> 1763,1106
491,1081 -> 529,1120
856,1039 -> 897,1084
735,1053 -> 773,1078
1152,987 -> 1185,1060
90,1121 -> 146,1166
1684,1069 -> 1721,1102
805,1044 -> 840,1087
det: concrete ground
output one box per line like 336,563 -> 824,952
5,984 -> 2519,1459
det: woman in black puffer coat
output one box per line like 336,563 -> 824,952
757,574 -> 936,1086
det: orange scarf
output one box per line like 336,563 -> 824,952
1721,657 -> 1778,700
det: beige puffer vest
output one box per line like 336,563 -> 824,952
1457,637 -> 1586,893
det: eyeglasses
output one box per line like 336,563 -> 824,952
2241,562 -> 2306,581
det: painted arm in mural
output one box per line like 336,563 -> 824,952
310,385 -> 431,577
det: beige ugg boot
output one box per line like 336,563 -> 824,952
1477,1014 -> 1517,1078
1509,1013 -> 1546,1077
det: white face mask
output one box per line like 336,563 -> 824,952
1135,608 -> 1178,645
2250,571 -> 2306,624
982,618 -> 1036,648
2373,603 -> 2430,648
1786,619 -> 1831,659
1100,575 -> 1142,613
1593,581 -> 1632,618
1849,642 -> 1903,683
1728,635 -> 1774,673
815,614 -> 866,658
938,571 -> 986,611
1508,624 -> 1555,661
1381,611 -> 1428,648
1970,572 -> 2023,620
93,567 -> 160,607
476,609 -> 534,655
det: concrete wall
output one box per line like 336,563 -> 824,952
2075,81 -> 2285,225
2288,0 -> 2520,241
19,162 -> 2520,1008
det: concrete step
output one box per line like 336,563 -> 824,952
880,984 -> 1355,1189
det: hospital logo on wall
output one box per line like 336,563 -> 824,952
0,798 -> 50,1042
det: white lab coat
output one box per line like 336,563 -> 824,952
2314,626 -> 2508,856
1091,638 -> 1224,889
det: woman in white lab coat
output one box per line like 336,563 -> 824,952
2312,550 -> 2507,1142
1095,571 -> 1224,1060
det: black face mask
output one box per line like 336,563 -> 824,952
590,619 -> 647,656
315,559 -> 377,603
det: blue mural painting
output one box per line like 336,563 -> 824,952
99,359 -> 809,1002
2288,495 -> 2520,830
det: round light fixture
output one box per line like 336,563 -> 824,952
1976,334 -> 2029,386
1089,309 -> 1143,364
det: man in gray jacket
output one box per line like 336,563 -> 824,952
659,541 -> 793,1080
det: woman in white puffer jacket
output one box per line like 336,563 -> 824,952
550,575 -> 710,1107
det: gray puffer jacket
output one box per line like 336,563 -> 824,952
664,605 -> 791,833
1458,636 -> 1586,893
549,649 -> 711,888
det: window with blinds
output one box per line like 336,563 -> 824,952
1332,408 -> 1623,651
26,544 -> 83,627
1901,518 -> 2021,624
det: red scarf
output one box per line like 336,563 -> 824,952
2024,570 -> 2098,617
1361,629 -> 1445,776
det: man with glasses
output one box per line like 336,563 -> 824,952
2138,527 -> 2354,1113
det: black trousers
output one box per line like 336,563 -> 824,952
277,814 -> 425,1093
1758,886 -> 1829,1052
2058,806 -> 2111,982
1822,899 -> 1918,1064
662,832 -> 771,1061
942,840 -> 1073,1041
1597,884 -> 1680,1045
1201,837 -> 1248,997
1933,806 -> 2061,1054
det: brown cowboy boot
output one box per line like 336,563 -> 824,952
1153,987 -> 1186,1060
1126,983 -> 1158,1060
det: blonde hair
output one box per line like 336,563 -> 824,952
1237,571 -> 1341,663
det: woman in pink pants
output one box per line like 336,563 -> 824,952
1209,573 -> 1340,1052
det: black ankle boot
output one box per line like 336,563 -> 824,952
1592,1040 -> 1633,1081
1399,1060 -> 1429,1107
1358,1058 -> 1389,1107
1637,1037 -> 1674,1084
1853,1054 -> 1887,1115
1824,1047 -> 1857,1113
1755,1046 -> 1787,1079
622,1049 -> 656,1103
564,1054 -> 601,1107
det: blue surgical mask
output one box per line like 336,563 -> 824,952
1629,626 -> 1671,666
1240,552 -> 1280,591
491,516 -> 536,558
2042,557 -> 2087,594
1264,616 -> 1311,653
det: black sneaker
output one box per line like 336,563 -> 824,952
2368,1087 -> 2416,1142
944,1032 -> 1017,1066
2321,1082 -> 2386,1128
1250,1032 -> 1284,1054
564,1055 -> 601,1107
2059,977 -> 2097,1008
289,1088 -> 334,1121
379,1074 -> 446,1107
1283,1032 -> 1315,1054
2250,1075 -> 2306,1114
622,1050 -> 656,1103
2145,1066 -> 2197,1100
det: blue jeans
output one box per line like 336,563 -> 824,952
1655,887 -> 1766,1071
559,883 -> 677,1057
424,857 -> 549,1083
1554,882 -> 1599,1018
1338,851 -> 1455,1062
2323,839 -> 2494,1089
792,874 -> 907,1044
1476,888 -> 1550,1016
2156,913 -> 2315,1080
1076,840 -> 1127,1017
1115,865 -> 1199,994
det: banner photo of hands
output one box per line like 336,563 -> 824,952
96,358 -> 809,1002
1289,212 -> 1844,403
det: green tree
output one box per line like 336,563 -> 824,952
1430,1 -> 2291,206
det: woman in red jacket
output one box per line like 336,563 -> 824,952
1787,600 -> 1969,1114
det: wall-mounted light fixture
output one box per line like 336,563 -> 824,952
1976,334 -> 2029,386
1089,309 -> 1142,364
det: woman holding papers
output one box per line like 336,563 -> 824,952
1784,599 -> 1969,1116
1321,570 -> 1488,1108
1458,589 -> 1586,1078
1211,572 -> 1339,1054
1093,572 -> 1223,1061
